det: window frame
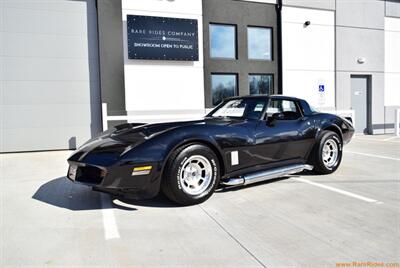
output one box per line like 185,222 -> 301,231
247,25 -> 273,61
210,73 -> 239,107
209,23 -> 238,60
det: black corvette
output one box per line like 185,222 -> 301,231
67,95 -> 354,205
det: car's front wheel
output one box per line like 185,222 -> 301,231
311,130 -> 343,174
161,144 -> 220,206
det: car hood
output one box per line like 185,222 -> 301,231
110,117 -> 243,142
68,117 -> 240,166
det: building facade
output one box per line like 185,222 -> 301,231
1,0 -> 399,152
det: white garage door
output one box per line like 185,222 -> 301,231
0,0 -> 101,152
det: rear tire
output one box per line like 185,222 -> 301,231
311,130 -> 343,174
161,144 -> 220,206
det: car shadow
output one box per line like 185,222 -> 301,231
33,172 -> 317,210
32,177 -> 179,210
32,177 -> 137,211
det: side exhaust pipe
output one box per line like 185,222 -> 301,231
221,164 -> 313,187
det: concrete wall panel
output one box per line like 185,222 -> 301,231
282,7 -> 335,71
121,0 -> 205,115
385,73 -> 400,106
336,27 -> 384,72
336,71 -> 352,111
335,1 -> 389,134
282,7 -> 335,108
0,1 -> 4,32
283,0 -> 335,10
370,73 -> 386,134
284,70 -> 335,108
384,15 -> 400,132
97,0 -> 126,116
384,105 -> 400,133
386,0 -> 400,18
385,17 -> 400,106
122,0 -> 202,15
124,63 -> 205,112
336,0 -> 384,29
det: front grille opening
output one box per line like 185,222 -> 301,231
75,166 -> 105,185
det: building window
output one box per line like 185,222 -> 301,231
210,24 -> 237,59
247,27 -> 272,60
211,74 -> 237,106
249,74 -> 273,95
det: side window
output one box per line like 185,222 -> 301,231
266,99 -> 302,120
246,100 -> 267,120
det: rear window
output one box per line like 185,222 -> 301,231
266,99 -> 302,120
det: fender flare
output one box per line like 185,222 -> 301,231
160,136 -> 226,180
317,122 -> 343,143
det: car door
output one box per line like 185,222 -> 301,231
251,98 -> 316,168
215,98 -> 268,175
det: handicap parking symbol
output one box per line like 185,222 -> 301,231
319,85 -> 325,92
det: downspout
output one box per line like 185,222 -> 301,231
276,0 -> 283,95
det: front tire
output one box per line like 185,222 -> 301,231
161,144 -> 220,206
311,130 -> 343,174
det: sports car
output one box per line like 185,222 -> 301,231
67,95 -> 354,205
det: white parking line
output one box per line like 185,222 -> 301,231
354,136 -> 400,143
113,199 -> 137,209
383,136 -> 398,141
101,195 -> 120,240
346,151 -> 400,161
294,178 -> 382,204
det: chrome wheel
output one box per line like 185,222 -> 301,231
322,138 -> 339,168
179,155 -> 213,196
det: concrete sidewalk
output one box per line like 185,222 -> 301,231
0,135 -> 399,267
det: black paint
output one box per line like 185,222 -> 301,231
67,95 -> 354,201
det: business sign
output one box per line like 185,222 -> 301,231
127,15 -> 199,61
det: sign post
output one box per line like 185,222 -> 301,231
318,84 -> 326,106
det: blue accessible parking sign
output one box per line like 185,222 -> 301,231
319,85 -> 325,92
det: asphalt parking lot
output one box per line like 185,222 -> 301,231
1,135 -> 399,268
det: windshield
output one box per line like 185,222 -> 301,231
208,98 -> 267,120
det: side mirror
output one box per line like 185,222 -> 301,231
267,112 -> 284,126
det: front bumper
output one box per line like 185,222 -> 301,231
67,161 -> 162,199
